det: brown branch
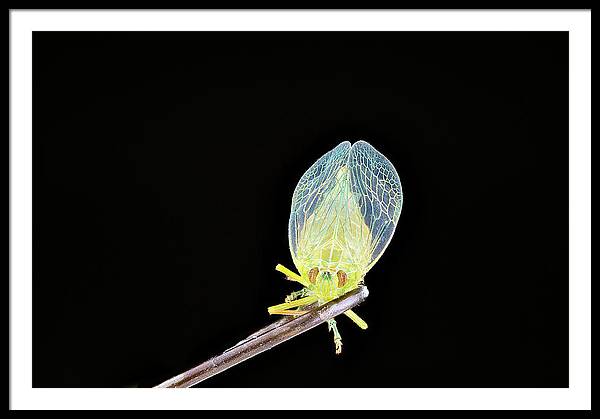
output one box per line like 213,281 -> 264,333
154,286 -> 369,388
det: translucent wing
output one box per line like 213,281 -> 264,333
288,140 -> 402,277
288,141 -> 352,267
348,141 -> 403,272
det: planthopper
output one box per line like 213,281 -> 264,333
267,140 -> 403,354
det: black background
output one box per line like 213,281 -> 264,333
33,32 -> 568,388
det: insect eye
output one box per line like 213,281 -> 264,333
308,267 -> 319,284
337,270 -> 347,287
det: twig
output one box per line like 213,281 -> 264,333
154,286 -> 369,388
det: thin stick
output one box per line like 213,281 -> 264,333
154,286 -> 369,388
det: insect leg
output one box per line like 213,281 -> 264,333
284,288 -> 310,303
343,309 -> 368,330
275,264 -> 305,284
267,295 -> 318,315
327,318 -> 343,355
267,309 -> 309,316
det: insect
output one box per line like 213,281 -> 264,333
267,140 -> 403,354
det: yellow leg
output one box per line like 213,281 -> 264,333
344,309 -> 368,330
268,309 -> 309,316
285,288 -> 310,303
275,264 -> 305,284
267,295 -> 318,315
327,319 -> 343,354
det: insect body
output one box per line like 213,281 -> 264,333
267,141 -> 403,354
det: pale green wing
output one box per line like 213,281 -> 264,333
288,142 -> 352,268
348,141 -> 403,272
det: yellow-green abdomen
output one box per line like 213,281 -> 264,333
294,165 -> 372,301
